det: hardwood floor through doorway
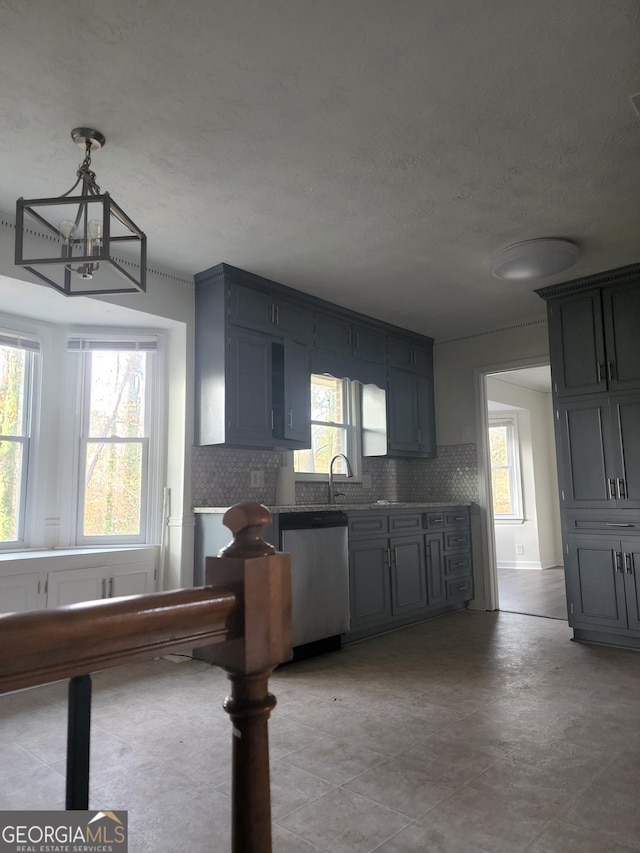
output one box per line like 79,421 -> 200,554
498,567 -> 567,620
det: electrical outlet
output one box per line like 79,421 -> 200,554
250,470 -> 264,488
515,543 -> 524,555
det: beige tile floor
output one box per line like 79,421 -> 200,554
2,610 -> 640,852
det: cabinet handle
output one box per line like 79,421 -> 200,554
432,517 -> 443,524
617,478 -> 626,500
598,362 -> 605,382
108,577 -> 114,597
607,361 -> 616,382
454,516 -> 465,521
416,428 -> 422,446
393,546 -> 398,567
625,553 -> 634,574
386,547 -> 392,568
456,583 -> 470,591
271,304 -> 276,325
607,478 -> 616,500
615,552 -> 624,573
606,523 -> 634,527
101,578 -> 106,598
275,305 -> 279,326
288,410 -> 293,430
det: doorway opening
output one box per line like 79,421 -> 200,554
475,358 -> 566,620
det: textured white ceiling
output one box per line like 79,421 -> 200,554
1,0 -> 639,339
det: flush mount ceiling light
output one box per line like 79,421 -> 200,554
15,128 -> 146,296
491,238 -> 579,281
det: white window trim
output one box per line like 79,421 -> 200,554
489,412 -> 524,524
65,332 -> 166,547
294,377 -> 363,482
0,331 -> 40,550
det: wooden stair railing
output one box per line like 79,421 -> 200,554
0,502 -> 292,853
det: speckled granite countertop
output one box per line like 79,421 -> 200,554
193,502 -> 472,513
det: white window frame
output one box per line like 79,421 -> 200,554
294,374 -> 362,482
0,331 -> 40,550
67,335 -> 165,546
489,413 -> 524,523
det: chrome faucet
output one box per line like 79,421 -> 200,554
328,453 -> 354,504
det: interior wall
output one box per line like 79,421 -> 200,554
486,377 -> 562,569
433,318 -> 550,446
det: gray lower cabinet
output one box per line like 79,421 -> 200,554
348,538 -> 391,630
566,536 -> 640,634
346,506 -> 472,641
390,535 -> 427,615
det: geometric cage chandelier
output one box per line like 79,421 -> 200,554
15,128 -> 146,296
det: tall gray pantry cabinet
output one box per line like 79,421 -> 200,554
537,263 -> 640,649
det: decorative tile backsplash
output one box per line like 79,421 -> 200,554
192,444 -> 479,507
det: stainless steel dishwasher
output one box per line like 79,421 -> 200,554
279,510 -> 350,657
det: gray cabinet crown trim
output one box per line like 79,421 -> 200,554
536,262 -> 640,300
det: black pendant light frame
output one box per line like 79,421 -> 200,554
15,128 -> 147,297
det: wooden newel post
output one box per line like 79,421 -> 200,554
203,503 -> 293,853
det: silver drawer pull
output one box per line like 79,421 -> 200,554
432,518 -> 443,524
606,523 -> 633,527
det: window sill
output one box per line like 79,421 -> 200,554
0,544 -> 160,561
494,517 -> 525,525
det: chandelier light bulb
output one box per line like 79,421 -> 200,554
58,219 -> 77,258
87,219 -> 103,256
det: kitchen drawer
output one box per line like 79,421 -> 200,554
444,553 -> 472,578
444,530 -> 470,552
348,514 -> 388,538
446,575 -> 473,603
388,513 -> 423,534
565,510 -> 640,535
444,510 -> 469,528
425,511 -> 446,530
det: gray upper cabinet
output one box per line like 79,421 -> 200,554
226,328 -> 274,447
352,324 -> 386,364
558,392 -> 640,510
602,281 -> 640,393
196,262 -> 435,456
230,282 -> 313,344
313,312 -> 386,364
387,370 -> 436,457
314,312 -> 352,356
388,336 -> 431,373
282,339 -> 311,443
545,278 -> 640,397
194,265 -> 311,448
